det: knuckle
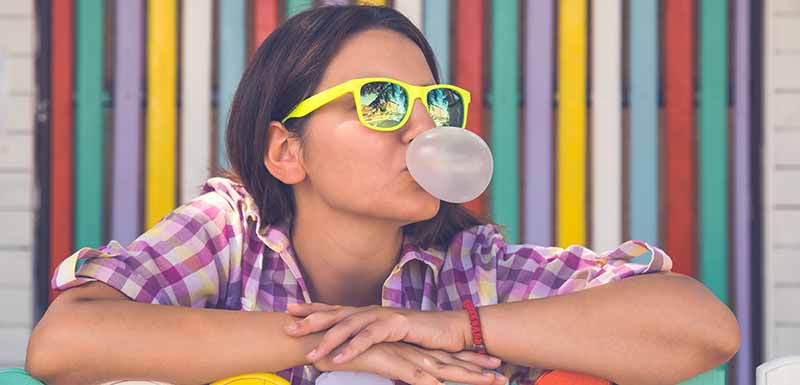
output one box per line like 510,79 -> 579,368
413,367 -> 426,379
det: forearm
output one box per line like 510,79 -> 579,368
27,296 -> 319,385
460,273 -> 740,385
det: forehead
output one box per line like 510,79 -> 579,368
316,28 -> 436,91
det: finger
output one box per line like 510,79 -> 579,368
425,350 -> 484,373
452,351 -> 503,369
307,315 -> 373,362
390,354 -> 445,385
331,321 -> 392,364
408,349 -> 499,385
285,302 -> 339,316
286,307 -> 356,336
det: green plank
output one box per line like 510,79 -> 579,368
699,0 -> 729,305
677,365 -> 726,385
490,0 -> 520,243
286,0 -> 313,18
75,0 -> 104,248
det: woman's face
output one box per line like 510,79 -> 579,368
295,28 -> 440,225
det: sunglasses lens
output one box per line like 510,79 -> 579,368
360,81 -> 409,129
426,88 -> 465,127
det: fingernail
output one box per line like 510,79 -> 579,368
482,370 -> 495,377
285,323 -> 298,332
332,352 -> 345,363
497,375 -> 508,383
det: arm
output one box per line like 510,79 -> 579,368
460,271 -> 740,385
26,281 -> 319,385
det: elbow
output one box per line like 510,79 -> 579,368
711,308 -> 741,365
26,321 -> 61,384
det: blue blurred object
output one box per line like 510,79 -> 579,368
0,368 -> 46,385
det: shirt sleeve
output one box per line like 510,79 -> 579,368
50,190 -> 245,308
469,224 -> 673,303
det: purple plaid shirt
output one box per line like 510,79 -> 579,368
52,177 -> 673,385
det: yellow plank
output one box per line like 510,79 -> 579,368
146,0 -> 177,228
557,0 -> 586,247
357,0 -> 386,5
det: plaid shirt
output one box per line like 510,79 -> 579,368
52,177 -> 673,385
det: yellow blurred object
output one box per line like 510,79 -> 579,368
209,373 -> 290,385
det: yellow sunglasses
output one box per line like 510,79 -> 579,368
281,77 -> 471,132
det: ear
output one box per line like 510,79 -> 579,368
264,121 -> 307,185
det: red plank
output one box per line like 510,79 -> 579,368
252,0 -> 280,56
454,0 -> 487,217
49,0 -> 74,302
663,0 -> 696,278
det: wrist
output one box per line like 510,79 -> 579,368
454,309 -> 474,352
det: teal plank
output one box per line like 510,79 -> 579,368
423,0 -> 450,83
628,0 -> 659,245
490,0 -> 520,243
286,0 -> 313,18
74,0 -> 104,248
217,0 -> 246,168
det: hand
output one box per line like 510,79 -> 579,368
285,303 -> 480,365
312,341 -> 507,385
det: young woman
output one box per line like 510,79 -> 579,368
26,5 -> 739,385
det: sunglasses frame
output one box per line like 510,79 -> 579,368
280,77 -> 471,132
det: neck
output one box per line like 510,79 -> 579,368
290,195 -> 404,307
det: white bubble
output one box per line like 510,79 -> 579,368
406,126 -> 493,203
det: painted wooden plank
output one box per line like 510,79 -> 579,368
772,249 -> 800,284
111,0 -> 143,245
663,0 -> 697,278
0,173 -> 33,210
699,0 -> 729,306
0,18 -> 35,54
0,211 -> 32,247
591,0 -> 622,251
628,0 -> 659,246
0,133 -> 32,169
557,0 -> 586,247
356,0 -> 386,5
455,0 -> 486,217
49,0 -> 74,303
252,0 -> 279,55
2,96 -> 35,131
6,56 -> 34,94
217,0 -> 246,169
0,251 -> 32,289
490,0 -> 520,243
522,0 -> 553,245
146,0 -> 177,228
323,0 -> 350,5
0,288 -> 32,326
394,0 -> 423,30
423,0 -> 450,83
286,0 -> 313,18
0,328 -> 31,365
74,0 -> 104,249
181,0 -> 212,204
732,0 -> 754,384
0,0 -> 34,16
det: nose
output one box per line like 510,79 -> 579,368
401,99 -> 436,144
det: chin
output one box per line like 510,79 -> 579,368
401,193 -> 440,223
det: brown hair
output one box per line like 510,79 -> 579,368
222,4 -> 491,249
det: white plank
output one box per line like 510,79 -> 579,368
773,327 -> 800,360
775,287 -> 800,322
590,0 -> 622,251
393,0 -> 423,30
0,0 -> 33,16
0,18 -> 34,55
3,95 -> 35,131
180,0 -> 212,203
775,133 -> 800,165
773,249 -> 800,284
6,55 -> 33,94
0,288 -> 32,326
764,0 -> 800,361
774,170 -> 800,205
0,211 -> 32,247
0,132 -> 32,168
0,172 -> 33,209
0,327 -> 30,365
0,251 -> 32,288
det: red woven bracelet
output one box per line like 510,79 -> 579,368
462,299 -> 487,354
